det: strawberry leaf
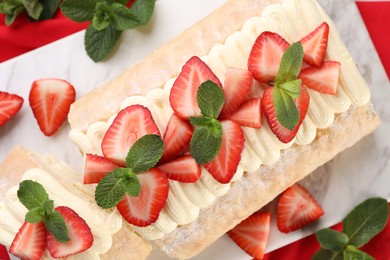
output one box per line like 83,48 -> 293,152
17,180 -> 49,210
95,170 -> 127,209
273,87 -> 299,131
190,123 -> 222,164
315,228 -> 349,253
45,210 -> 70,243
275,42 -> 304,84
197,80 -> 224,119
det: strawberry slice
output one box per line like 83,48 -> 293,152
277,183 -> 324,233
228,212 -> 271,260
298,61 -> 341,95
205,120 -> 244,184
161,113 -> 193,162
169,56 -> 222,119
0,91 -> 24,127
83,154 -> 120,184
116,168 -> 169,227
158,155 -> 201,183
248,31 -> 290,83
47,206 -> 93,258
262,86 -> 310,143
299,22 -> 330,67
29,78 -> 76,136
101,105 -> 160,166
227,98 -> 262,128
10,222 -> 47,260
219,68 -> 253,119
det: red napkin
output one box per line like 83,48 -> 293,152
0,2 -> 389,259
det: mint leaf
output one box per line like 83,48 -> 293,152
0,0 -> 25,26
343,245 -> 374,260
22,0 -> 43,20
95,170 -> 127,208
38,0 -> 61,20
197,80 -> 224,119
343,197 -> 389,247
278,79 -> 301,99
107,0 -> 128,5
123,172 -> 141,197
45,210 -> 69,242
84,23 -> 122,62
42,199 -> 54,216
275,42 -> 304,84
315,228 -> 349,252
190,123 -> 222,164
312,249 -> 343,260
130,0 -> 155,25
92,2 -> 112,31
190,116 -> 216,127
60,0 -> 96,22
4,5 -> 24,25
273,87 -> 300,130
126,134 -> 164,173
111,3 -> 140,30
25,207 -> 45,223
17,180 -> 49,210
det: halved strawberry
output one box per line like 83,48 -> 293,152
161,113 -> 193,162
158,155 -> 201,183
83,154 -> 120,184
299,22 -> 330,67
101,105 -> 160,166
219,68 -> 253,119
205,120 -> 244,184
299,61 -> 341,95
116,168 -> 169,227
277,183 -> 324,233
248,31 -> 290,83
47,206 -> 93,258
227,98 -> 262,128
228,212 -> 271,260
169,56 -> 222,119
29,78 -> 76,136
0,91 -> 24,127
262,86 -> 310,143
10,222 -> 47,260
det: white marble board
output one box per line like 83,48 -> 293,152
0,0 -> 389,259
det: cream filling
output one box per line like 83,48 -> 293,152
61,0 -> 370,242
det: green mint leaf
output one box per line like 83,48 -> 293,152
190,116 -> 215,127
17,180 -> 49,210
275,42 -> 304,84
343,245 -> 374,260
92,2 -> 112,31
38,0 -> 61,20
84,23 -> 122,62
278,79 -> 301,99
111,3 -> 140,30
25,207 -> 45,223
273,87 -> 300,130
124,172 -> 141,197
126,134 -> 164,173
95,170 -> 127,208
130,0 -> 155,25
197,80 -> 225,119
190,123 -> 222,164
42,199 -> 54,216
311,249 -> 343,260
1,1 -> 25,26
5,6 -> 24,25
22,0 -> 43,20
342,197 -> 389,247
315,228 -> 349,253
60,0 -> 96,22
45,210 -> 69,242
106,0 -> 128,5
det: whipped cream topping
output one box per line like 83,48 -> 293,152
67,0 -> 371,242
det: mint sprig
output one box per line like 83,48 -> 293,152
17,180 -> 70,242
312,197 -> 389,260
60,0 -> 156,62
95,134 -> 163,209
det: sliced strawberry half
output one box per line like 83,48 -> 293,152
277,183 -> 324,233
0,91 -> 24,127
298,61 -> 341,95
219,68 -> 253,119
205,120 -> 245,184
248,31 -> 290,83
101,105 -> 160,166
29,78 -> 76,136
158,155 -> 201,183
262,86 -> 310,143
10,222 -> 47,260
83,154 -> 120,184
299,22 -> 330,67
116,168 -> 169,227
161,113 -> 193,162
47,206 -> 93,258
227,97 -> 262,128
228,212 -> 271,260
169,56 -> 222,119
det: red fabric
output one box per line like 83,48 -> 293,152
0,2 -> 389,260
